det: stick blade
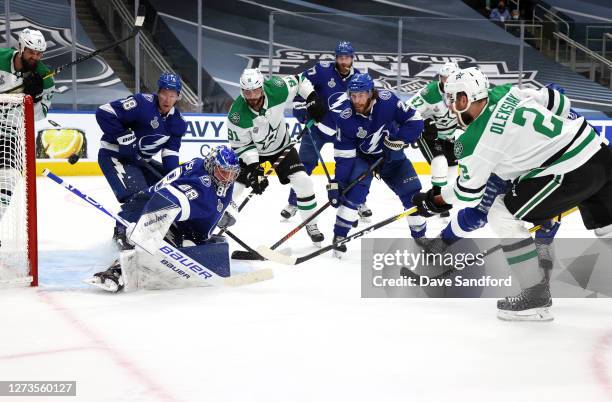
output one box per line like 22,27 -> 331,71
256,246 -> 297,265
223,268 -> 274,286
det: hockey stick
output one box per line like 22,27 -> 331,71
258,206 -> 418,265
399,206 -> 579,281
2,6 -> 146,95
225,230 -> 264,260
218,119 -> 314,236
305,124 -> 332,182
232,156 -> 384,261
42,169 -> 273,287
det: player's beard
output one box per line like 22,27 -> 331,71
246,95 -> 264,112
20,54 -> 37,72
336,61 -> 352,77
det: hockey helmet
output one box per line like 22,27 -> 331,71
240,68 -> 264,92
335,41 -> 354,57
157,72 -> 182,94
18,28 -> 46,53
347,73 -> 374,93
438,62 -> 459,78
205,146 -> 240,189
444,67 -> 489,111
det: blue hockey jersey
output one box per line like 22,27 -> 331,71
322,89 -> 423,185
145,158 -> 233,240
96,93 -> 187,172
293,61 -> 360,128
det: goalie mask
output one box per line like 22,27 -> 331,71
444,67 -> 489,128
205,146 -> 240,197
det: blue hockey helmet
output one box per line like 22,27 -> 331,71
157,72 -> 182,94
347,73 -> 374,93
335,41 -> 354,57
545,82 -> 565,94
205,145 -> 240,190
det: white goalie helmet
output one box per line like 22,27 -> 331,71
240,68 -> 264,92
438,62 -> 459,78
18,28 -> 47,53
444,67 -> 490,109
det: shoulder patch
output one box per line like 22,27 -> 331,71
143,94 -> 154,102
340,108 -> 352,119
271,76 -> 284,87
379,90 -> 392,101
229,112 -> 240,125
454,140 -> 464,159
320,61 -> 331,68
199,175 -> 212,188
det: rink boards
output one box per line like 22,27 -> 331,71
34,111 -> 612,176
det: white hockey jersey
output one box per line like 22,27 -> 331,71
226,75 -> 314,165
442,84 -> 604,205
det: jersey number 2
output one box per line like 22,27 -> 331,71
512,107 -> 562,138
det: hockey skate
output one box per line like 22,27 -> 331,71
280,204 -> 298,220
332,235 -> 347,259
497,281 -> 553,321
306,223 -> 324,247
113,226 -> 134,251
83,260 -> 125,293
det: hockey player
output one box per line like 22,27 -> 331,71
0,28 -> 55,120
321,73 -> 426,258
412,67 -> 612,321
96,72 -> 187,250
0,29 -> 54,221
227,68 -> 326,245
282,41 -> 371,221
87,146 -> 240,292
409,62 -> 460,213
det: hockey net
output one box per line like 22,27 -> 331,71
0,94 -> 38,287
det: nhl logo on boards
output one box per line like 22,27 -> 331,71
199,175 -> 212,187
379,90 -> 392,100
357,127 -> 367,139
230,112 -> 240,125
340,108 -> 352,119
150,116 -> 159,129
454,140 -> 464,159
328,78 -> 336,88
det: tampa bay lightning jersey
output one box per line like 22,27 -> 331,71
145,158 -> 233,240
293,61 -> 360,126
96,93 -> 187,172
322,89 -> 423,184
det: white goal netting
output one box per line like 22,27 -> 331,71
0,94 -> 36,287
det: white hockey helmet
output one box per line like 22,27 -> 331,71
240,68 -> 264,92
438,62 -> 459,78
444,67 -> 489,110
18,28 -> 47,53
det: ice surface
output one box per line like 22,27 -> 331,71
1,175 -> 611,402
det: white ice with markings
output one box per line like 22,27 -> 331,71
1,175 -> 611,402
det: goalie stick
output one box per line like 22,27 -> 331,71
232,156 -> 385,260
257,207 -> 418,265
2,6 -> 146,95
399,206 -> 579,281
42,169 -> 272,287
218,119 -> 314,236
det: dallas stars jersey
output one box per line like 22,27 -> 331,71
408,80 -> 457,140
0,48 -> 54,121
442,84 -> 604,204
226,75 -> 315,164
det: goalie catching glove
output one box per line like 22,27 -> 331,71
412,187 -> 452,217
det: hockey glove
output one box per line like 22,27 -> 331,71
383,135 -> 405,161
305,92 -> 326,123
23,72 -> 44,102
326,179 -> 343,208
412,187 -> 452,218
117,130 -> 138,160
217,211 -> 236,230
421,119 -> 438,142
246,164 -> 269,195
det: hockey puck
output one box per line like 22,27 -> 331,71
68,153 -> 80,164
